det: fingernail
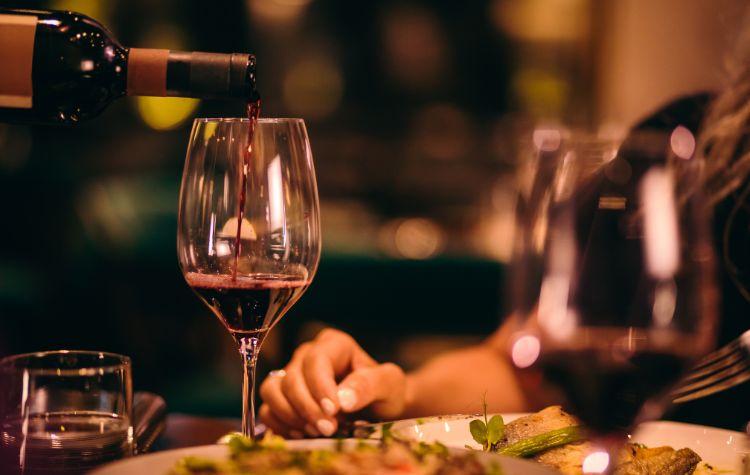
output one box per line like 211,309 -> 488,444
289,429 -> 304,439
320,397 -> 337,416
337,387 -> 357,411
304,423 -> 320,437
316,419 -> 335,436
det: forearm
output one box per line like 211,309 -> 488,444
400,341 -> 530,418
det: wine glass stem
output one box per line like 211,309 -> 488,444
239,335 -> 261,439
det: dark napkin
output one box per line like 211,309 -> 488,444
132,391 -> 167,454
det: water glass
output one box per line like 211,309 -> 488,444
0,351 -> 133,474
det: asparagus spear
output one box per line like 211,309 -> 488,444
497,426 -> 584,458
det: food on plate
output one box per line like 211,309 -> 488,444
169,433 -> 499,475
470,406 -> 715,475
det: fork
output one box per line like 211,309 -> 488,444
671,329 -> 750,403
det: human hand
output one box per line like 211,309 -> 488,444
259,328 -> 408,438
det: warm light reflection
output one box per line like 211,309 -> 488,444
268,155 -> 286,231
136,97 -> 200,131
670,125 -> 695,160
582,450 -> 610,473
652,280 -> 677,328
511,334 -> 541,368
532,128 -> 562,152
215,241 -> 232,257
283,57 -> 343,119
220,217 -> 256,241
538,218 -> 577,340
203,122 -> 219,144
640,168 -> 680,279
538,276 -> 576,340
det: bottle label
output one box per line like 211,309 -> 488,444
0,14 -> 36,109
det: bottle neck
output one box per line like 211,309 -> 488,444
126,48 -> 258,100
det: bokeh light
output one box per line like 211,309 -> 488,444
247,0 -> 313,26
582,450 -> 610,474
511,334 -> 541,368
379,218 -> 445,260
512,68 -> 570,118
136,96 -> 200,131
283,56 -> 344,120
670,125 -> 696,159
50,0 -> 110,23
490,0 -> 589,42
381,5 -> 448,91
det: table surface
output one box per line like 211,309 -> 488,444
154,414 -> 241,451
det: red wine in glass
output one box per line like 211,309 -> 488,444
539,344 -> 689,434
184,272 -> 309,338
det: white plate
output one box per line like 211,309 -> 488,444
373,414 -> 748,473
90,438 -> 556,475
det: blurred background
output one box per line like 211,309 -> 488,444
0,0 -> 747,416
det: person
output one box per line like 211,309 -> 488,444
259,80 -> 750,438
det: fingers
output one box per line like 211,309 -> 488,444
301,328 -> 378,415
258,404 -> 291,437
259,328 -> 403,437
259,372 -> 307,429
301,345 -> 344,417
281,365 -> 338,436
337,362 -> 406,419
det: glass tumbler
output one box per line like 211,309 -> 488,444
0,351 -> 133,474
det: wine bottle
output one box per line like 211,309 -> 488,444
0,8 -> 258,125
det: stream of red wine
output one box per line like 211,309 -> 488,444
233,98 -> 262,280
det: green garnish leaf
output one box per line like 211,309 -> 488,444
381,422 -> 395,442
469,419 -> 488,445
486,415 -> 505,446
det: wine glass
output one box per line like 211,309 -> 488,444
509,128 -> 717,473
177,118 -> 320,439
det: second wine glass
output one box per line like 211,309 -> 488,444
510,129 -> 717,473
177,118 -> 321,439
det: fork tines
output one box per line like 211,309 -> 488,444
672,335 -> 750,404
